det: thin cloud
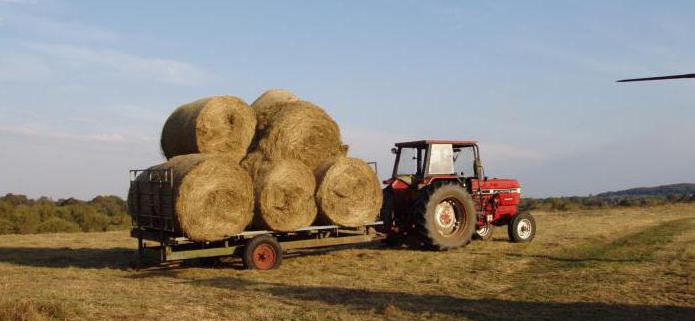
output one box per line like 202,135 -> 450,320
3,10 -> 121,44
0,124 -> 156,144
0,0 -> 38,4
519,41 -> 648,75
68,117 -> 100,124
23,43 -> 207,85
484,143 -> 548,163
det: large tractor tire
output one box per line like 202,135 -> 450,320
413,182 -> 477,250
507,212 -> 536,243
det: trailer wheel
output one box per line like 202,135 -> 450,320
473,222 -> 494,241
243,235 -> 282,270
507,212 -> 536,243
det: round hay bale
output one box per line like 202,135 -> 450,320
130,154 -> 254,242
253,160 -> 317,232
160,96 -> 256,161
258,101 -> 344,171
251,89 -> 300,132
315,157 -> 382,227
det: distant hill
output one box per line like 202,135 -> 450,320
597,183 -> 695,197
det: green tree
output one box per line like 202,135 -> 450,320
0,200 -> 12,221
12,205 -> 41,234
107,212 -> 131,231
89,195 -> 127,217
1,193 -> 30,206
65,204 -> 110,232
34,202 -> 58,221
0,218 -> 16,234
36,217 -> 81,233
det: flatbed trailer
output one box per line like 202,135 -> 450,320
129,168 -> 384,270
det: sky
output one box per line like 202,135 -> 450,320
0,0 -> 694,199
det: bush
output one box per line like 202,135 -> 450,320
65,204 -> 111,232
0,194 -> 130,235
33,202 -> 58,221
13,206 -> 41,234
89,195 -> 127,217
109,212 -> 131,228
556,201 -> 581,211
0,218 -> 16,235
58,198 -> 82,206
36,217 -> 81,233
0,201 -> 12,221
0,193 -> 30,206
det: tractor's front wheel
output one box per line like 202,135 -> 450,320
507,212 -> 536,243
413,182 -> 476,250
473,222 -> 494,241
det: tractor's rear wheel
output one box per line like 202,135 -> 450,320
507,212 -> 536,243
413,182 -> 476,250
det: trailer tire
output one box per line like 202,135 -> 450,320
507,212 -> 536,243
243,235 -> 282,270
413,182 -> 476,250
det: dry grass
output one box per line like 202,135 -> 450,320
0,204 -> 694,321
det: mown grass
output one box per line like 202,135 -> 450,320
0,297 -> 77,321
0,204 -> 693,321
522,217 -> 694,269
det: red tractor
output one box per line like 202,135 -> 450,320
381,140 -> 535,250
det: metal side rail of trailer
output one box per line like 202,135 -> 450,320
129,167 -> 385,270
131,221 -> 384,270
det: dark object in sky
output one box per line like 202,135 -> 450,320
617,73 -> 695,82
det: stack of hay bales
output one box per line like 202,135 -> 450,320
130,96 -> 257,242
129,89 -> 382,242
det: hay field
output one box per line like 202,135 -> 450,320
1,204 -> 693,321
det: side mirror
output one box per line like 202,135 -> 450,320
391,148 -> 398,154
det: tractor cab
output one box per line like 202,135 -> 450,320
382,140 -> 534,249
388,140 -> 483,188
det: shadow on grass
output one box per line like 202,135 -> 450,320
0,247 -> 134,269
189,277 -> 695,321
0,242 -> 388,271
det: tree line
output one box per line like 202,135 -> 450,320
519,194 -> 695,212
0,194 -> 130,235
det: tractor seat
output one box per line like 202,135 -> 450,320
397,175 -> 414,185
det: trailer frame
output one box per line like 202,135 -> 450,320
128,168 -> 384,269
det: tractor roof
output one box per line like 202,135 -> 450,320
395,140 -> 478,148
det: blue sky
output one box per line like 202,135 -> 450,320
1,0 -> 694,199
